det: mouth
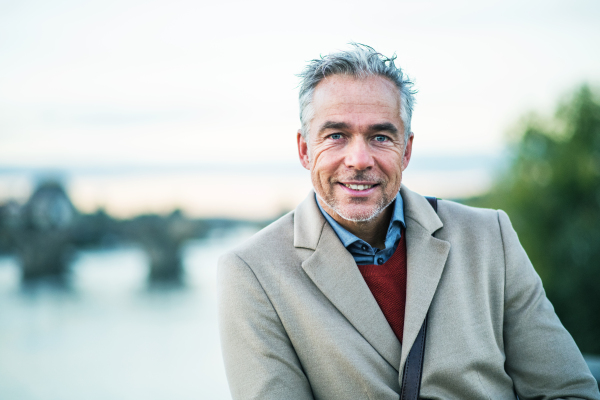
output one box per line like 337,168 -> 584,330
341,183 -> 376,191
336,181 -> 381,196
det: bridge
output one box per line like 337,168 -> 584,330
0,181 -> 260,284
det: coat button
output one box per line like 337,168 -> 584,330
361,245 -> 368,251
377,257 -> 384,265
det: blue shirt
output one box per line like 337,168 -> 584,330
316,192 -> 406,265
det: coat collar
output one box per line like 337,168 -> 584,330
293,186 -> 451,374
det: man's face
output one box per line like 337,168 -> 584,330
297,74 -> 413,224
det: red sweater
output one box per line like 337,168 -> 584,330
357,230 -> 407,343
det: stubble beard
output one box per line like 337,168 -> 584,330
314,172 -> 395,223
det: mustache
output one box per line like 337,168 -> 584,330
332,171 -> 385,184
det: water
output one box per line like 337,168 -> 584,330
0,227 -> 258,400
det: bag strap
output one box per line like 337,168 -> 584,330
400,196 -> 437,400
425,196 -> 438,212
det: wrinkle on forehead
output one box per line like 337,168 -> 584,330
313,75 -> 401,109
312,76 -> 401,121
310,75 -> 403,138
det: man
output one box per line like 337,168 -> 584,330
217,44 -> 600,399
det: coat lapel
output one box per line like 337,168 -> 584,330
398,186 -> 451,373
294,192 -> 402,371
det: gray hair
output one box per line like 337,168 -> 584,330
298,43 -> 416,148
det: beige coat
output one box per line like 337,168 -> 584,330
218,186 -> 600,400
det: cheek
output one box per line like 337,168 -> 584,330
375,151 -> 404,176
310,146 -> 340,174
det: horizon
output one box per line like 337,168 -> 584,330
0,153 -> 504,219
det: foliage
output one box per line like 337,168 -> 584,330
466,85 -> 600,354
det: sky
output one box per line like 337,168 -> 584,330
1,0 -> 599,217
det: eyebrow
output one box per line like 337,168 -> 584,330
318,121 -> 351,133
368,122 -> 399,135
318,121 -> 399,136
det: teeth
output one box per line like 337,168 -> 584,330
344,184 -> 373,190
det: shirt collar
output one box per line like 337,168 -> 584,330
316,191 -> 406,250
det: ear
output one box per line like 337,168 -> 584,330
297,130 -> 310,170
402,132 -> 414,171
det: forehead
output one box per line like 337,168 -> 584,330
311,74 -> 401,122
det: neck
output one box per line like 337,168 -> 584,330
319,199 -> 393,250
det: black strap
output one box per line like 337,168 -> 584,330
400,318 -> 428,400
425,196 -> 438,212
400,196 -> 437,400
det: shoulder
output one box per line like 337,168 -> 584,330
218,210 -> 300,273
437,198 -> 501,226
435,199 -> 508,244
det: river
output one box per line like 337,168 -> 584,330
0,227 -> 258,400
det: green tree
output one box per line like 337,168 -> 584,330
467,85 -> 600,354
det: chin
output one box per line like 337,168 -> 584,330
330,203 -> 387,223
316,185 -> 396,223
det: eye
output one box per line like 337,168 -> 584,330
328,133 -> 343,140
374,135 -> 389,142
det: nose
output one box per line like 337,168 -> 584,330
344,138 -> 374,170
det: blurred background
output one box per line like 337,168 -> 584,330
1,0 -> 599,397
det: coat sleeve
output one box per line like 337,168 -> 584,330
217,251 -> 315,400
498,210 -> 600,400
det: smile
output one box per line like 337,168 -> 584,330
342,183 -> 375,191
